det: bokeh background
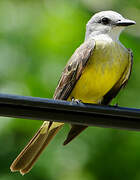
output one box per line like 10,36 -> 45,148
0,0 -> 139,180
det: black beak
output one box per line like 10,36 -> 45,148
116,19 -> 136,26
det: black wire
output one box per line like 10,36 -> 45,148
0,93 -> 140,131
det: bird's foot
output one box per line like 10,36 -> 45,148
71,97 -> 82,104
114,102 -> 119,107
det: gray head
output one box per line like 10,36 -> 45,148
85,11 -> 135,41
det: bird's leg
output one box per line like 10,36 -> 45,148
114,102 -> 119,107
71,97 -> 82,104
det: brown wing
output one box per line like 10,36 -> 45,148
102,49 -> 133,105
53,38 -> 95,145
53,38 -> 95,100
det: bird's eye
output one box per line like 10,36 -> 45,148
101,17 -> 110,25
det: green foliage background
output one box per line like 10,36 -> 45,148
0,0 -> 139,179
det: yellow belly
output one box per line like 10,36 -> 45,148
68,40 -> 129,103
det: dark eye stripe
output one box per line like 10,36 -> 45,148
101,17 -> 110,25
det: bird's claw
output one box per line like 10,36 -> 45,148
114,103 -> 119,107
71,97 -> 82,104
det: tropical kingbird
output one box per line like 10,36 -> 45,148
10,10 -> 135,175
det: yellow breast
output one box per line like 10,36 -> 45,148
68,40 -> 129,103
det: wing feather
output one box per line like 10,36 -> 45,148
102,48 -> 133,105
53,38 -> 95,100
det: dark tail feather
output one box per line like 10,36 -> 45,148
63,125 -> 87,145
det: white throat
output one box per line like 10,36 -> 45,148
85,26 -> 124,42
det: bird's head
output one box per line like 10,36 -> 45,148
85,11 -> 136,41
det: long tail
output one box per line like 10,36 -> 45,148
10,121 -> 63,175
63,125 -> 87,145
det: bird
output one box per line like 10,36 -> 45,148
10,10 -> 135,175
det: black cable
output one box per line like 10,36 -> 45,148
0,93 -> 140,131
